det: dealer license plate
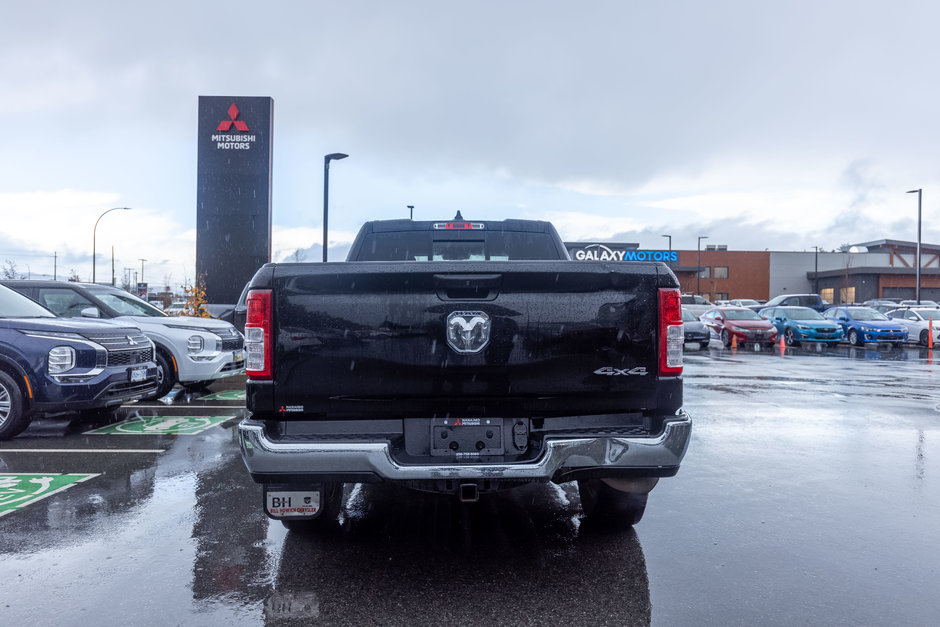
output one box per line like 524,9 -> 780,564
129,366 -> 147,382
266,490 -> 320,518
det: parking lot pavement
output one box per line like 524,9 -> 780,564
1,348 -> 939,625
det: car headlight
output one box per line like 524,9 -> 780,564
861,326 -> 876,332
48,346 -> 75,374
796,324 -> 810,330
187,335 -> 205,354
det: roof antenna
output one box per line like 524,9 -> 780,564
454,211 -> 464,221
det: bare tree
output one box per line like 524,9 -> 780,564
67,268 -> 81,282
1,259 -> 24,280
289,248 -> 307,263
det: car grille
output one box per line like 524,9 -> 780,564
107,347 -> 154,366
81,331 -> 154,366
221,337 -> 243,351
214,327 -> 244,351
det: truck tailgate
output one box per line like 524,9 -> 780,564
257,261 -> 677,418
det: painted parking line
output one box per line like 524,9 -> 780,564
0,449 -> 165,454
84,416 -> 233,436
0,473 -> 99,518
130,405 -> 244,411
198,390 -> 246,401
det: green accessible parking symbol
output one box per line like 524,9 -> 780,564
85,416 -> 232,435
0,474 -> 99,518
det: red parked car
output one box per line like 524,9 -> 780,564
700,306 -> 778,347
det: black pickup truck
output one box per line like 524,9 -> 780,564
237,215 -> 691,529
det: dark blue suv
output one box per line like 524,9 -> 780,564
0,284 -> 159,440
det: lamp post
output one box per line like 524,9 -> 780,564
323,153 -> 349,262
93,207 -> 130,283
407,205 -> 414,220
813,246 -> 819,294
907,189 -> 922,304
662,234 -> 672,251
697,236 -> 708,295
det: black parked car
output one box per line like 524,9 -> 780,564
0,284 -> 158,440
681,307 -> 710,346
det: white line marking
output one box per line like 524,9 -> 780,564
129,405 -> 244,410
0,449 -> 165,454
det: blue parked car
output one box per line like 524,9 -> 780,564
822,306 -> 908,347
0,284 -> 159,440
758,306 -> 844,346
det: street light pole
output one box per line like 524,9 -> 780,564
93,207 -> 130,284
813,246 -> 819,294
662,234 -> 672,251
139,258 -> 147,284
408,205 -> 414,220
697,236 -> 708,295
907,189 -> 922,304
322,153 -> 349,263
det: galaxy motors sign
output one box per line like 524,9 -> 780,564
566,243 -> 679,263
196,96 -> 274,304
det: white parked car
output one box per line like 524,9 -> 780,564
886,307 -> 940,346
1,281 -> 244,399
898,299 -> 940,308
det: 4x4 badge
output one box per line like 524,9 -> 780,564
594,367 -> 648,376
446,311 -> 491,354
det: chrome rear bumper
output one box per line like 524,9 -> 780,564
238,411 -> 691,482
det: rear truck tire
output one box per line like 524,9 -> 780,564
0,370 -> 30,441
149,350 -> 177,400
721,329 -> 731,347
784,328 -> 799,346
578,478 -> 650,527
848,329 -> 861,346
920,329 -> 930,346
281,482 -> 344,533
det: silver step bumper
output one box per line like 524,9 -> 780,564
238,411 -> 691,482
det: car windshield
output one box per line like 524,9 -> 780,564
787,308 -> 824,320
0,285 -> 55,318
90,289 -> 167,317
681,309 -> 698,322
847,308 -> 889,321
736,299 -> 759,306
724,309 -> 762,320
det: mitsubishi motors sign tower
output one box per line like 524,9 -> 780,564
196,96 -> 274,304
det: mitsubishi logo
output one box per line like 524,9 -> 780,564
126,336 -> 137,346
446,311 -> 491,354
217,103 -> 249,132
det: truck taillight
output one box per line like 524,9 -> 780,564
659,288 -> 683,376
245,289 -> 273,380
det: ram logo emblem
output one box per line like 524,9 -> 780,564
446,311 -> 491,354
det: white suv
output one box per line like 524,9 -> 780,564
1,281 -> 244,399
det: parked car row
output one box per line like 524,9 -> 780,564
0,281 -> 246,440
682,303 -> 940,348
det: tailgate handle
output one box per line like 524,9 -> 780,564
433,274 -> 502,301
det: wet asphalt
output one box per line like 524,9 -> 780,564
0,341 -> 938,626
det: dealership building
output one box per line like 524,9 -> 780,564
566,240 -> 940,304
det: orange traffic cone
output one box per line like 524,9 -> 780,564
930,318 -> 935,349
779,333 -> 786,349
731,333 -> 737,349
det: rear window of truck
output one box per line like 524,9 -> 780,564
355,231 -> 562,261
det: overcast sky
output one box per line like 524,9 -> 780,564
2,1 -> 939,290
